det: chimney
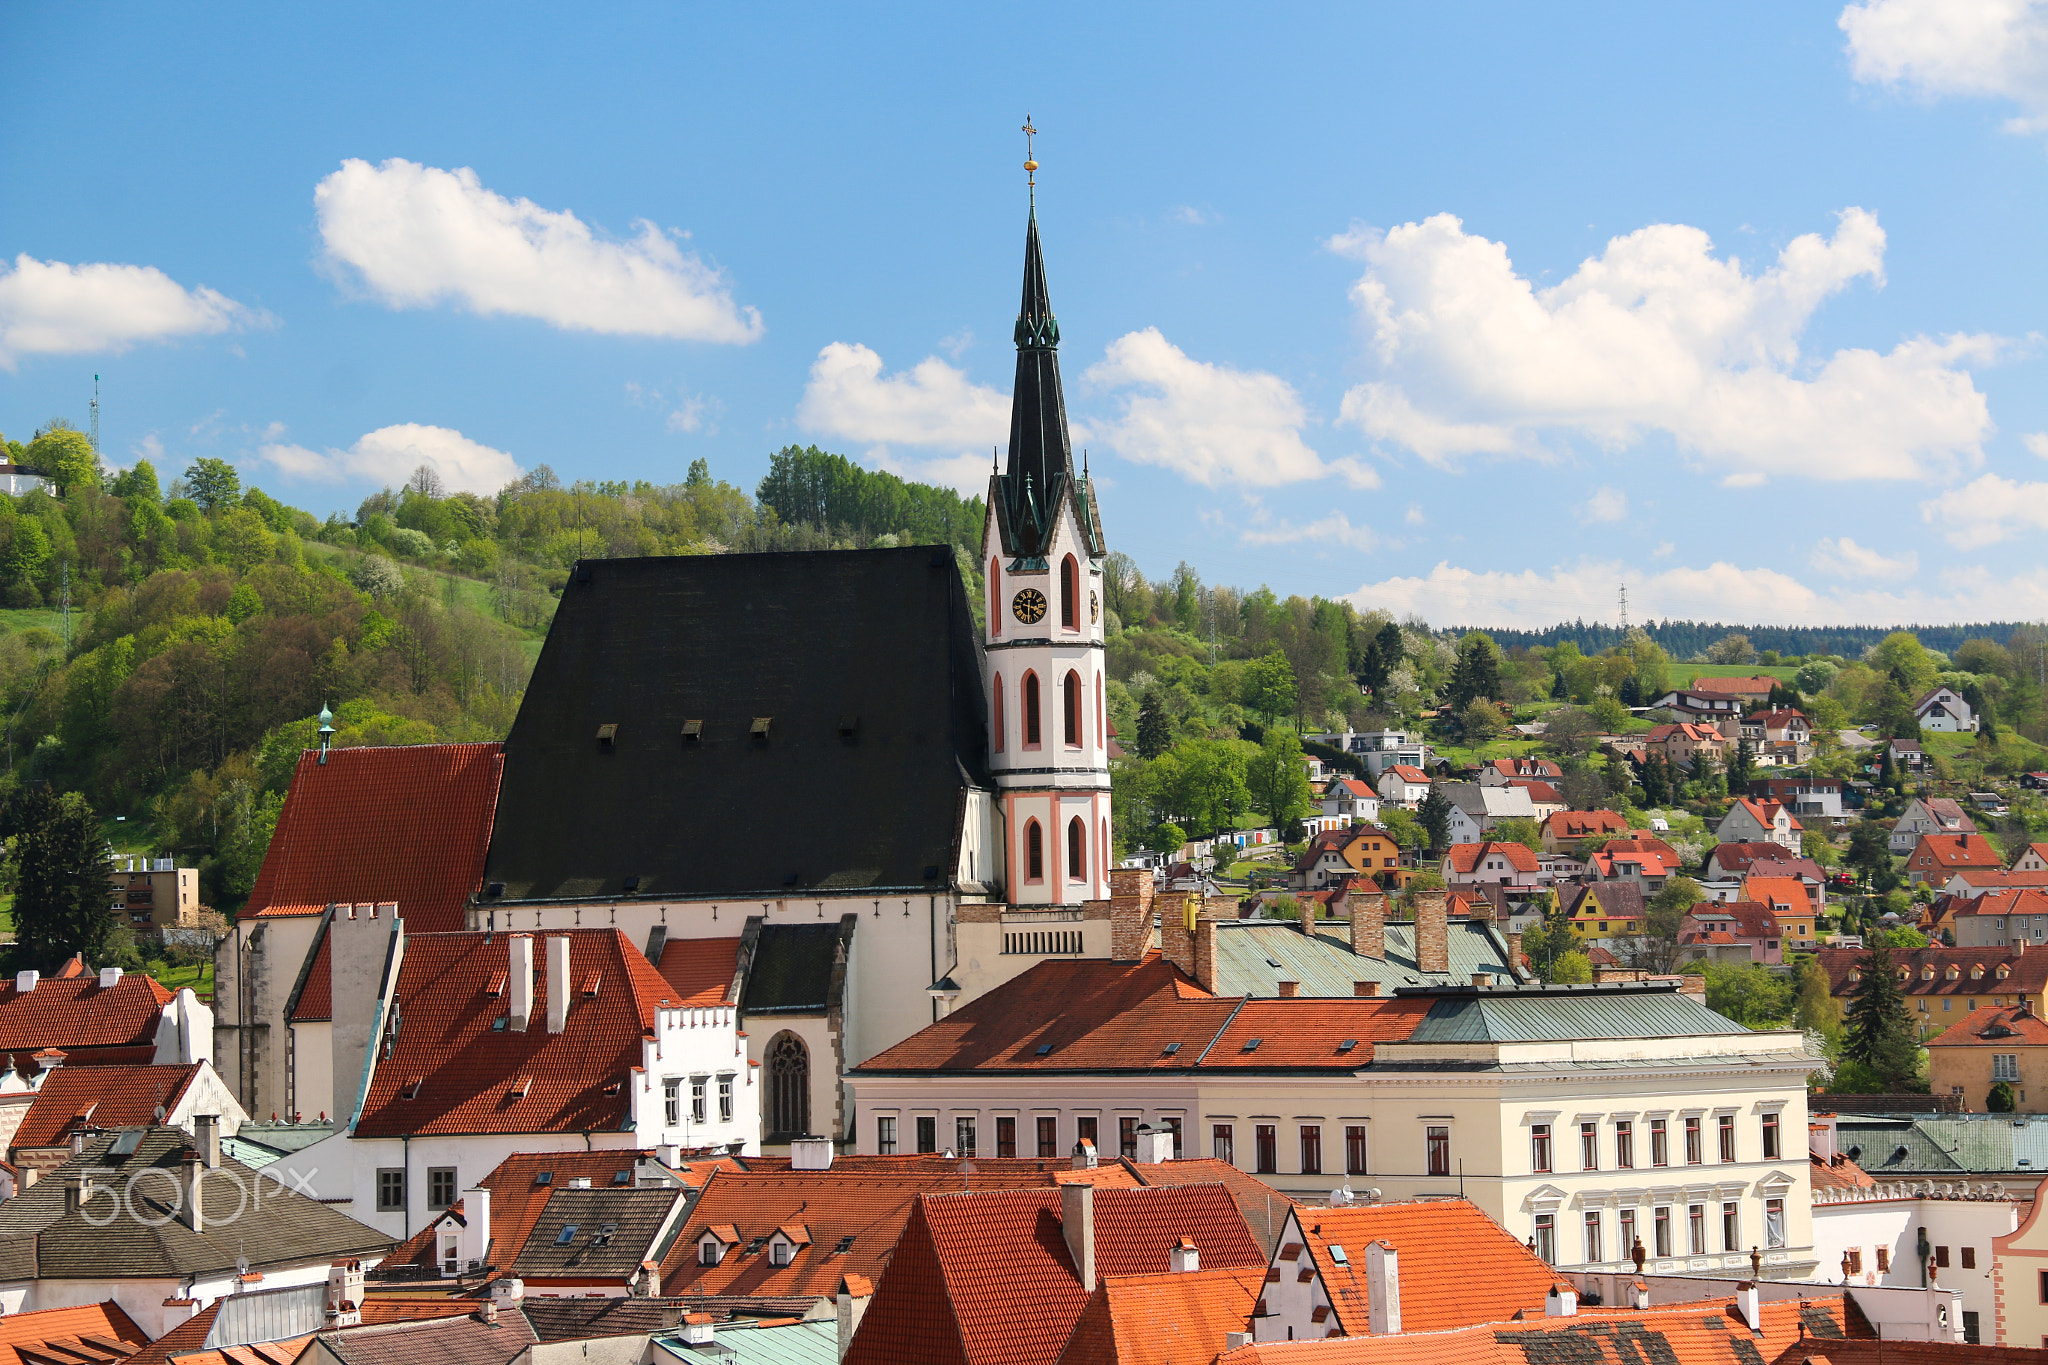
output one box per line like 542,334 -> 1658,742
1072,1139 -> 1097,1169
1060,1182 -> 1095,1288
179,1148 -> 204,1230
836,1275 -> 874,1358
1107,869 -> 1155,962
660,1305 -> 685,1333
508,934 -> 534,1031
1366,1240 -> 1401,1334
326,1259 -> 365,1328
546,935 -> 570,1033
195,1114 -> 221,1168
1414,890 -> 1449,975
63,1174 -> 83,1215
1159,893 -> 1196,976
474,1301 -> 498,1326
98,966 -> 123,987
35,1049 -> 65,1072
679,1314 -> 716,1346
1467,891 -> 1495,924
1736,1281 -> 1762,1334
1170,1238 -> 1200,1273
1134,1124 -> 1174,1164
490,1278 -> 525,1306
1194,916 -> 1219,994
1350,889 -> 1386,959
459,1187 -> 491,1270
1354,981 -> 1379,997
1471,973 -> 1491,988
14,970 -> 37,992
1277,980 -> 1300,998
791,1136 -> 835,1171
1507,931 -> 1525,975
1545,1284 -> 1577,1317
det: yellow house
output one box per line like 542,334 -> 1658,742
1928,1003 -> 2048,1112
1560,882 -> 1647,941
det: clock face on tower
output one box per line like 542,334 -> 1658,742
1011,588 -> 1047,625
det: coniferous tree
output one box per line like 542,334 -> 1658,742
1417,786 -> 1453,852
1135,691 -> 1173,760
8,787 -> 116,973
1844,937 -> 1921,1091
1445,634 -> 1502,709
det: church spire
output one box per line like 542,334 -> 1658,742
1001,116 -> 1073,541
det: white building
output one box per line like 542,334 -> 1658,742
1915,687 -> 1979,734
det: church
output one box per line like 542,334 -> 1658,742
212,185 -> 1153,1154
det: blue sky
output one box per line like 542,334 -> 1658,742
3,2 -> 2045,628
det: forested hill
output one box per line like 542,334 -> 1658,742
1471,620 -> 2029,659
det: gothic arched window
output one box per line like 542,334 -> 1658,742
1023,673 -> 1042,746
1063,671 -> 1081,747
992,675 -> 1005,753
988,557 -> 1002,637
1060,555 -> 1078,630
1101,817 -> 1110,878
766,1031 -> 810,1138
1067,817 -> 1085,883
1026,820 -> 1044,881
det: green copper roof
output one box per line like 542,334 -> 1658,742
1407,989 -> 1755,1044
1206,918 -> 1517,997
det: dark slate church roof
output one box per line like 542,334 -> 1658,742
483,548 -> 990,904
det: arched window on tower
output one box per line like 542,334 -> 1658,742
1063,671 -> 1081,747
1067,817 -> 1085,883
1023,673 -> 1042,747
766,1031 -> 810,1138
989,557 -> 1002,637
992,675 -> 1005,753
1101,817 -> 1110,878
1060,555 -> 1078,630
1095,674 -> 1104,748
1025,820 -> 1044,882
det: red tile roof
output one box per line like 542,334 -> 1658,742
847,1184 -> 1264,1365
1484,758 -> 1562,779
1743,875 -> 1812,914
1950,871 -> 2048,891
352,929 -> 683,1138
1294,1199 -> 1558,1334
1909,834 -> 2003,872
247,744 -> 504,931
10,1063 -> 203,1150
291,932 -> 333,1023
852,958 -> 1431,1077
1444,842 -> 1539,875
1383,766 -> 1430,784
1691,675 -> 1778,695
1810,1152 -> 1876,1192
382,1148 -> 664,1276
1953,888 -> 2048,919
1545,810 -> 1630,840
1508,780 -> 1564,806
1730,797 -> 1802,833
1815,946 -> 2048,999
312,1310 -> 536,1365
1770,1338 -> 2045,1365
656,937 -> 742,1007
1054,1266 -> 1264,1365
1928,1002 -> 2048,1048
0,972 -> 173,1071
0,1302 -> 149,1365
1328,779 -> 1376,799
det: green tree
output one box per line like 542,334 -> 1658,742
7,787 -> 117,973
1844,936 -> 1923,1091
1147,738 -> 1252,837
109,458 -> 161,503
1633,876 -> 1703,973
1550,950 -> 1593,984
1793,956 -> 1843,1041
1135,691 -> 1174,760
1698,960 -> 1795,1028
1868,632 -> 1939,697
1846,820 -> 1901,892
1706,633 -> 1757,664
1417,785 -> 1453,852
1990,1082 -> 2017,1113
1726,737 -> 1755,791
1242,652 -> 1298,726
213,507 -> 277,571
1247,727 -> 1314,833
1460,696 -> 1505,741
1801,829 -> 1840,867
184,457 -> 243,512
1494,816 -> 1543,853
1446,633 -> 1503,709
25,426 -> 101,492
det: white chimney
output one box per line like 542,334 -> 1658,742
194,1114 -> 221,1168
1367,1240 -> 1401,1334
15,970 -> 37,993
1071,1140 -> 1097,1170
1061,1182 -> 1095,1288
1631,1279 -> 1651,1310
459,1187 -> 491,1270
680,1314 -> 716,1346
99,966 -> 123,988
490,1278 -> 525,1305
1737,1282 -> 1762,1334
1546,1284 -> 1578,1317
1226,1333 -> 1251,1352
546,935 -> 570,1033
179,1149 -> 204,1230
1170,1238 -> 1200,1273
791,1136 -> 834,1170
326,1259 -> 364,1328
1134,1124 -> 1174,1164
508,935 -> 534,1031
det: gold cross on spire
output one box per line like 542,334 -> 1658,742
1022,115 -> 1038,207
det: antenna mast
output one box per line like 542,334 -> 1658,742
89,375 -> 100,458
1618,583 -> 1630,633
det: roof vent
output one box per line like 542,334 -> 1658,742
402,1078 -> 423,1100
596,723 -> 618,747
681,719 -> 703,742
510,1076 -> 532,1099
751,716 -> 773,738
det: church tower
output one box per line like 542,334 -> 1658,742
981,128 -> 1111,907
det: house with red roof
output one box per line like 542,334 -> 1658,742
6,1060 -> 246,1175
212,742 -> 505,1124
1586,837 -> 1682,893
1949,889 -> 2048,950
1477,757 -> 1562,787
1908,834 -> 2005,888
1927,1003 -> 2048,1112
2012,844 -> 2048,874
1542,809 -> 1630,854
1507,779 -> 1566,818
1890,796 -> 1978,855
1679,902 -> 1785,965
1742,875 -> 1820,946
1319,778 -> 1381,825
1947,869 -> 2048,897
0,963 -> 210,1077
1815,946 -> 2048,1038
278,910 -> 758,1239
1690,675 -> 1779,704
1647,722 -> 1733,771
1439,842 -> 1543,888
0,1302 -> 149,1365
1374,765 -> 1431,809
1716,798 -> 1801,852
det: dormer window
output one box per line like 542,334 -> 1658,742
700,1238 -> 724,1266
1972,966 -> 1985,981
770,1239 -> 794,1267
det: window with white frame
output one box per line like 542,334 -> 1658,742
664,1078 -> 681,1126
1995,1054 -> 2021,1081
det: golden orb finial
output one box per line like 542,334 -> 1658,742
1022,116 -> 1038,207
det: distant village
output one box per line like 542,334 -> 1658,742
1,202 -> 2047,1365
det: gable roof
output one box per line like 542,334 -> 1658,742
1053,1266 -> 1264,1365
1726,797 -> 1801,833
1707,842 -> 1811,875
1507,779 -> 1564,805
509,1185 -> 686,1280
1545,810 -> 1630,840
846,1185 -> 1264,1365
247,744 -> 504,930
1690,675 -> 1779,695
1755,709 -> 1809,727
1484,757 -> 1561,779
382,1149 -> 669,1278
0,1302 -> 149,1365
0,971 -> 172,1069
351,929 -> 684,1138
1814,946 -> 2048,999
1910,833 -> 2003,869
1950,870 -> 2048,891
1292,1198 -> 1558,1334
656,937 -> 743,1007
1444,842 -> 1539,875
1905,797 -> 1976,831
482,549 -> 989,904
312,1311 -> 536,1365
1559,883 -> 1647,921
1927,1003 -> 2048,1048
1743,876 -> 1813,914
10,1064 -> 202,1151
1381,766 -> 1430,784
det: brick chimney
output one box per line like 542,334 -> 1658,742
1277,981 -> 1300,997
1354,981 -> 1379,997
1159,892 -> 1196,976
1108,870 -> 1155,962
1414,890 -> 1449,975
1507,931 -> 1524,975
1060,1183 -> 1095,1287
1350,887 -> 1386,960
1194,916 -> 1219,994
1467,889 -> 1495,924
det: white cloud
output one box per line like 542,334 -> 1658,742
797,341 -> 1010,450
1811,535 -> 1919,579
259,423 -> 521,495
1340,557 -> 2048,629
314,158 -> 762,342
1921,472 -> 2048,544
1583,486 -> 1629,522
1238,511 -> 1381,552
0,255 -> 260,367
1085,327 -> 1377,488
1404,505 -> 1426,526
2026,432 -> 2048,458
1169,206 -> 1213,226
1841,0 -> 2048,136
1330,209 -> 1996,481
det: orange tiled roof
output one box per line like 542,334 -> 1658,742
847,1184 -> 1265,1365
291,932 -> 333,1023
1909,834 -> 2003,871
382,1149 -> 663,1276
1691,675 -> 1778,695
1810,1152 -> 1876,1192
247,743 -> 504,931
1444,842 -> 1539,875
1383,766 -> 1430,784
1744,876 -> 1812,914
1815,946 -> 2048,998
1951,871 -> 2048,891
1200,999 -> 1434,1069
352,929 -> 682,1138
0,971 -> 173,1069
656,937 -> 742,1007
0,1302 -> 149,1365
1508,780 -> 1564,806
357,1303 -> 478,1326
1296,1199 -> 1558,1334
1055,1266 -> 1264,1365
1545,810 -> 1630,839
1954,888 -> 2048,918
10,1063 -> 202,1150
1927,1003 -> 2048,1048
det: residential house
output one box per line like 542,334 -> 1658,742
1908,835 -> 2005,888
1558,883 -> 1648,947
1650,690 -> 1745,728
1949,889 -> 2048,949
108,859 -> 202,939
1477,757 -> 1563,787
2012,845 -> 2048,874
1587,837 -> 1683,894
1292,826 -> 1405,891
1942,870 -> 2048,898
1743,876 -> 1820,947
7,1061 -> 247,1176
1690,675 -> 1780,706
1995,1172 -> 2048,1347
1375,766 -> 1431,809
0,964 -> 212,1075
1508,780 -> 1566,819
1543,810 -> 1631,854
0,1127 -> 393,1334
1320,779 -> 1381,825
1928,1004 -> 2048,1112
1892,799 -> 1979,856
1756,710 -> 1815,746
1680,903 -> 1784,966
1890,738 -> 1930,773
299,1306 -> 538,1365
1706,842 -> 1822,885
1750,775 -> 1842,824
1718,798 -> 1802,853
843,1183 -> 1266,1365
1915,687 -> 1979,734
505,1183 -> 691,1297
1815,948 -> 2048,1040
1441,843 -> 1544,888
1648,723 -> 1733,771
1307,730 -> 1431,779
1438,783 -> 1538,844
280,913 -> 760,1240
846,963 -> 1817,1274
